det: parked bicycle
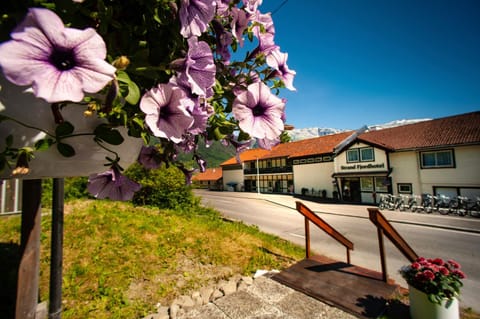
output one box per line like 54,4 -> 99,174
436,194 -> 452,215
397,194 -> 414,212
451,196 -> 480,217
378,194 -> 395,210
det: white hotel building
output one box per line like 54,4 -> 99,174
220,111 -> 480,204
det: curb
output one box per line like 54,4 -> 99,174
260,198 -> 480,235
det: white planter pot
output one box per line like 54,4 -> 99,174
409,285 -> 459,319
0,74 -> 143,179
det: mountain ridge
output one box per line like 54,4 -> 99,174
287,118 -> 430,141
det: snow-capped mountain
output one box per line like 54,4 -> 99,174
287,127 -> 344,141
287,119 -> 430,141
367,118 -> 431,131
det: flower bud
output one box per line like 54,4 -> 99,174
13,153 -> 30,175
84,102 -> 98,117
112,56 -> 130,70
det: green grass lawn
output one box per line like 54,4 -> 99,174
2,199 -> 478,319
0,199 -> 304,319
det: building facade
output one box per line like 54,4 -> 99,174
220,112 -> 480,204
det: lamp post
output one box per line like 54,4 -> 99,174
256,157 -> 260,194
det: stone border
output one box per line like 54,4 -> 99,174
143,270 -> 279,319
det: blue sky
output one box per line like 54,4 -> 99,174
259,0 -> 480,129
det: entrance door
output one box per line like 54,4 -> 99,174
350,180 -> 361,202
342,178 -> 361,202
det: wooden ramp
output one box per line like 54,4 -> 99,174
272,255 -> 404,319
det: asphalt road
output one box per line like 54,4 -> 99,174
194,189 -> 480,312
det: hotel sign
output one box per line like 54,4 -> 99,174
340,163 -> 385,170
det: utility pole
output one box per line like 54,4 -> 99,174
256,157 -> 260,194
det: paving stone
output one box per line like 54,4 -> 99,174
247,276 -> 294,304
178,303 -> 229,319
214,290 -> 284,319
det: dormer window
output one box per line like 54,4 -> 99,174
346,147 -> 374,163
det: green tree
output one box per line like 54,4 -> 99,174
125,163 -> 198,209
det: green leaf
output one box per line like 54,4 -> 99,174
213,127 -> 226,140
117,70 -> 141,105
57,142 -> 75,157
34,138 -> 54,151
125,80 -> 140,105
94,125 -> 124,145
55,121 -> 75,137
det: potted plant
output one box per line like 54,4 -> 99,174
0,0 -> 295,200
399,257 -> 466,319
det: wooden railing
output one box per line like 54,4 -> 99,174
368,208 -> 419,282
296,201 -> 354,264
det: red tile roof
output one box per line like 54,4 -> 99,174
287,131 -> 354,158
358,111 -> 480,150
220,148 -> 270,166
221,131 -> 355,165
219,112 -> 480,166
192,167 -> 223,181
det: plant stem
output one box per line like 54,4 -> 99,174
1,115 -> 55,138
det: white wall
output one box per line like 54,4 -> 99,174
418,145 -> 480,194
389,151 -> 421,195
294,162 -> 335,196
222,168 -> 244,191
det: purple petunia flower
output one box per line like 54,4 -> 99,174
188,99 -> 213,135
230,7 -> 250,47
177,37 -> 216,97
177,164 -> 198,185
137,145 -> 162,169
179,0 -> 216,38
243,0 -> 263,14
266,49 -> 296,91
194,154 -> 207,172
257,137 -> 280,150
0,8 -> 116,103
87,167 -> 141,201
252,12 -> 277,55
232,82 -> 285,140
140,83 -> 194,143
211,19 -> 233,63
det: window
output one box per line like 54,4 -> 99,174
346,149 -> 359,162
421,150 -> 454,168
398,183 -> 412,194
360,148 -> 374,162
360,177 -> 374,191
347,147 -> 374,162
375,177 -> 389,192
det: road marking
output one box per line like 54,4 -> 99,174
288,232 -> 305,239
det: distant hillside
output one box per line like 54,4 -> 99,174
177,139 -> 236,168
